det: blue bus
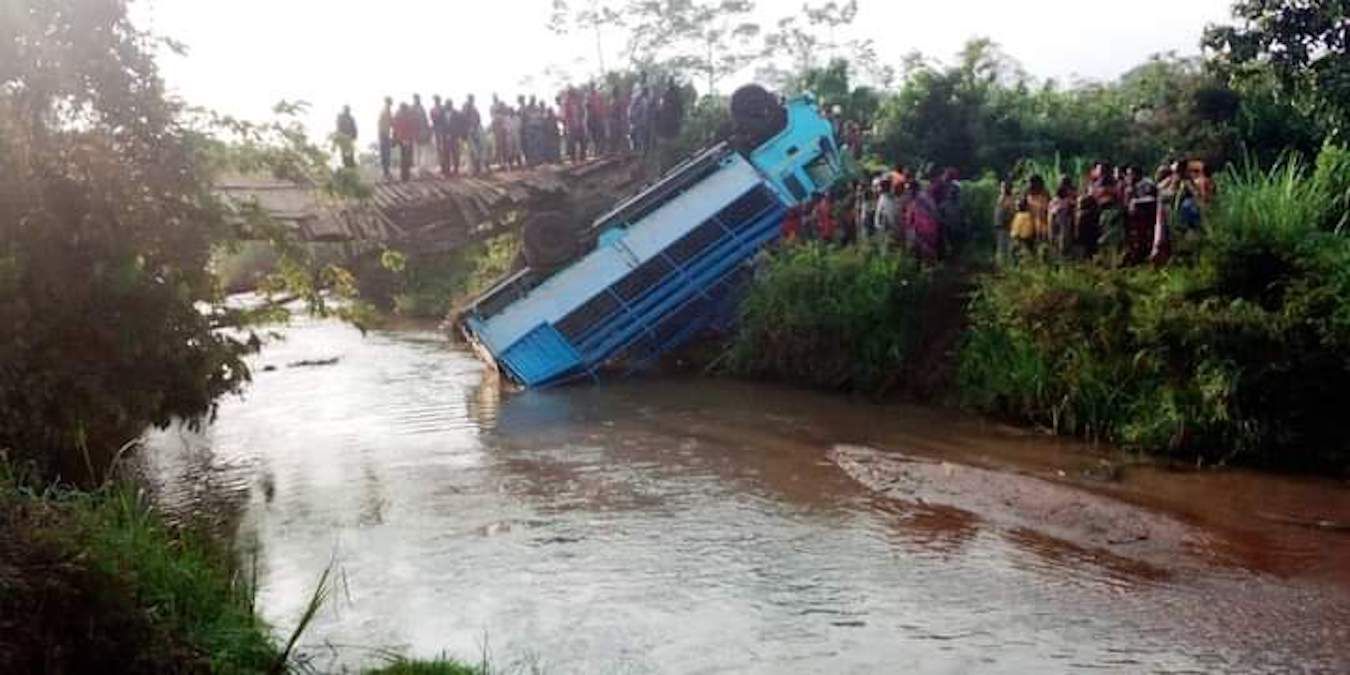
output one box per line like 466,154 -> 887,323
460,91 -> 846,388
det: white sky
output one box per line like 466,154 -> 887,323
131,0 -> 1236,140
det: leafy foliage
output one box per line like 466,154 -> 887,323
1,1 -> 370,483
384,232 -> 523,320
1204,0 -> 1350,138
870,42 -> 1263,178
0,0 -> 259,482
624,0 -> 762,94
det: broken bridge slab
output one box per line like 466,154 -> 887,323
216,157 -> 643,250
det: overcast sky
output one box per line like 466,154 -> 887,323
131,0 -> 1237,139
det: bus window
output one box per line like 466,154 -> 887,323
782,173 -> 808,201
803,153 -> 835,191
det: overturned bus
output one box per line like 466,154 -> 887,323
459,86 -> 847,388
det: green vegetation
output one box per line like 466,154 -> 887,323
727,243 -> 929,392
379,232 -> 522,320
366,658 -> 482,675
0,459 -> 483,673
0,1 -> 374,485
0,462 -> 276,673
958,146 -> 1350,470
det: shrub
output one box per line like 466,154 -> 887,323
727,243 -> 929,392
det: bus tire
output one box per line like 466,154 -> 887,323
521,211 -> 578,271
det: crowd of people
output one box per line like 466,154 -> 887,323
335,85 -> 1216,271
994,159 -> 1216,266
778,166 -> 967,262
773,154 -> 1216,269
331,77 -> 688,182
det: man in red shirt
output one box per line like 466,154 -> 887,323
814,192 -> 838,242
392,102 -> 418,182
780,204 -> 803,243
586,84 -> 608,157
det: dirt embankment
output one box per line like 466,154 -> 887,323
828,444 -> 1216,574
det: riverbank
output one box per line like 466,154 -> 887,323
0,460 -> 478,674
0,461 -> 277,673
721,149 -> 1350,474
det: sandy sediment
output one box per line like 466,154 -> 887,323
828,443 -> 1216,573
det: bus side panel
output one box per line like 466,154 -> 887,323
498,323 -> 586,388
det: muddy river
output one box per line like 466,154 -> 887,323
141,316 -> 1350,673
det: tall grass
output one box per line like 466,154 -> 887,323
959,176 -> 1000,259
0,461 -> 278,673
2,461 -> 486,673
957,145 -> 1350,470
726,243 -> 929,392
1012,154 -> 1091,190
366,658 -> 482,675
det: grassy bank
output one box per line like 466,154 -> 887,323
0,462 -> 277,673
957,147 -> 1350,470
725,243 -> 930,393
0,460 -> 480,674
722,147 -> 1350,471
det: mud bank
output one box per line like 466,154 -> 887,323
828,444 -> 1213,575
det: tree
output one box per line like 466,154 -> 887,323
0,0 -> 358,483
1204,0 -> 1350,137
787,58 -> 882,125
0,0 -> 251,481
759,1 -> 859,88
623,0 -> 761,94
549,0 -> 626,76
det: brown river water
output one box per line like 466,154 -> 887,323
141,315 -> 1350,673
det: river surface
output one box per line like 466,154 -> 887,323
141,316 -> 1350,673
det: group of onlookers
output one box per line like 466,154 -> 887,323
331,77 -> 688,182
995,159 -> 1216,266
773,156 -> 1216,268
779,167 -> 966,262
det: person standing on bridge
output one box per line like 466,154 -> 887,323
412,94 -> 436,175
544,104 -> 562,164
334,105 -> 358,169
628,84 -> 648,156
432,95 -> 450,177
610,84 -> 630,155
377,97 -> 394,181
585,84 -> 608,158
392,102 -> 418,182
874,177 -> 898,247
444,97 -> 462,177
490,95 -> 509,170
563,87 -> 585,163
462,95 -> 485,176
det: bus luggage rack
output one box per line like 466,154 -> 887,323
470,269 -> 537,320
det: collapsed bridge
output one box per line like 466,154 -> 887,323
215,158 -> 643,253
